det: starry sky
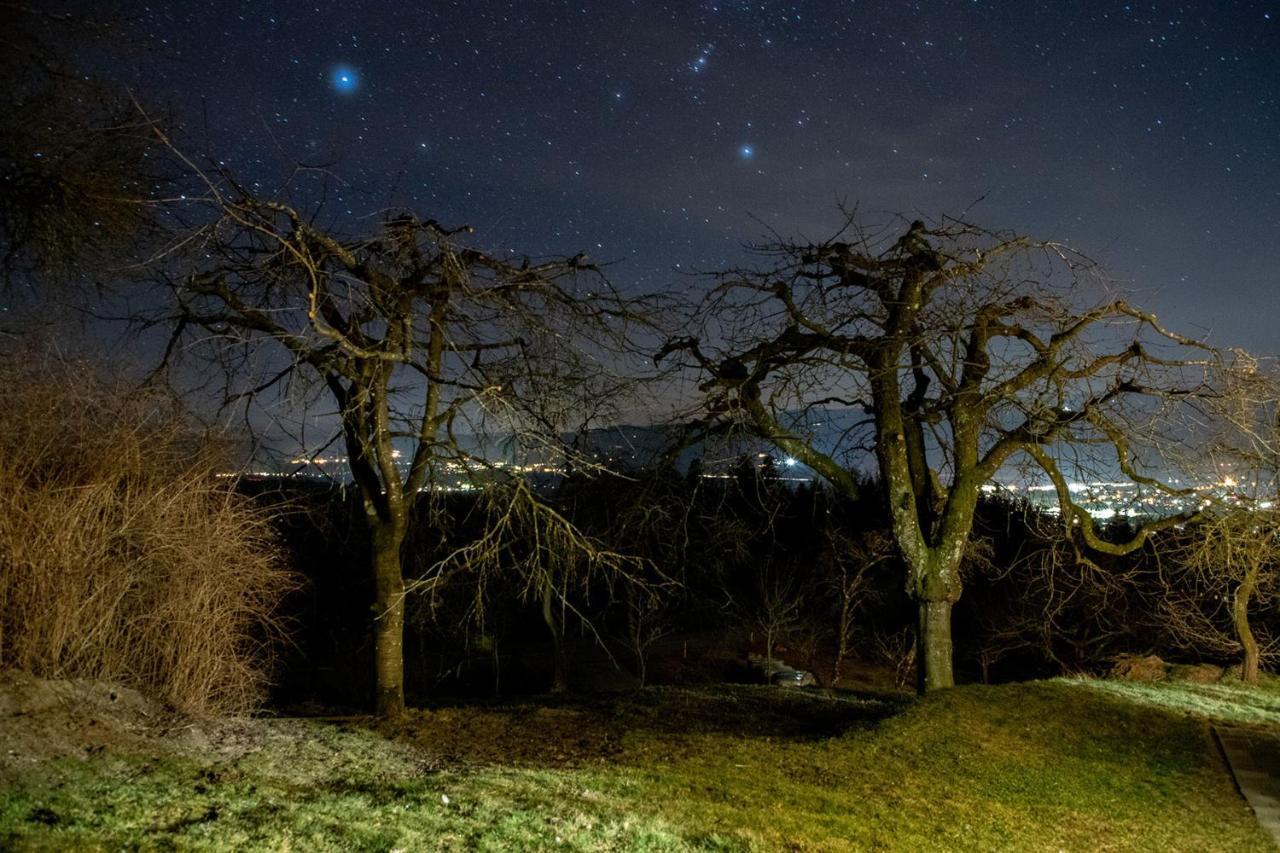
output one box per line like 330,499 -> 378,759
79,0 -> 1280,354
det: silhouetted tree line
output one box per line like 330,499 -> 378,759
247,462 -> 1276,709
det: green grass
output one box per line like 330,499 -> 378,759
1,681 -> 1271,851
1066,673 -> 1280,725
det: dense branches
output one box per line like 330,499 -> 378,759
664,214 -> 1219,690
0,348 -> 295,713
1160,356 -> 1280,682
140,161 -> 654,714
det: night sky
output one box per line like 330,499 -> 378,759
82,1 -> 1280,354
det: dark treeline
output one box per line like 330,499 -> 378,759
251,461 -> 1274,709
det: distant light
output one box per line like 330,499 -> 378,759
784,457 -> 798,467
330,65 -> 359,94
739,144 -> 755,159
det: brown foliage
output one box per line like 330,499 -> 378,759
0,355 -> 296,714
1109,654 -> 1168,683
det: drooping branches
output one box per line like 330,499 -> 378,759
136,155 -> 657,713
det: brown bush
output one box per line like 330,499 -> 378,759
0,353 -> 296,714
1109,654 -> 1168,683
1169,663 -> 1224,684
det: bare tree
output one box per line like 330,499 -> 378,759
821,527 -> 888,685
620,584 -> 671,688
1162,355 -> 1280,682
872,626 -> 918,691
1163,510 -> 1280,682
753,560 -> 806,664
660,214 -> 1215,691
142,162 -> 651,715
423,478 -> 650,694
984,532 -> 1147,675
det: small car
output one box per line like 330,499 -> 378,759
769,667 -> 817,687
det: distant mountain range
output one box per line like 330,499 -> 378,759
550,407 -> 875,475
284,404 -> 1170,490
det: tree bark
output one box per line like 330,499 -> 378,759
1234,576 -> 1259,684
832,594 -> 852,686
917,599 -> 954,692
371,526 -> 406,717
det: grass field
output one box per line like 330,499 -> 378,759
1,677 -> 1274,851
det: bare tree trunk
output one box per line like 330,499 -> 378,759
634,627 -> 648,688
832,594 -> 852,686
542,584 -> 568,693
371,525 -> 406,717
1234,576 -> 1260,684
626,589 -> 649,688
492,636 -> 502,698
917,599 -> 954,692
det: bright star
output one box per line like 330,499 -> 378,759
739,144 -> 755,159
330,65 -> 359,94
690,46 -> 714,73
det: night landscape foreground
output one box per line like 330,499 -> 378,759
4,1 -> 1280,850
3,673 -> 1278,851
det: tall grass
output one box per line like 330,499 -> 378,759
0,354 -> 296,714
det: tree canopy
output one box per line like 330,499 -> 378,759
662,215 -> 1218,690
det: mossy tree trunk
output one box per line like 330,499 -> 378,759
370,521 -> 407,717
917,600 -> 955,691
1234,573 -> 1260,684
872,343 -> 971,694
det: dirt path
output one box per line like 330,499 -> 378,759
1216,723 -> 1280,849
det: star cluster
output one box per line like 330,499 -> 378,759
103,0 -> 1280,352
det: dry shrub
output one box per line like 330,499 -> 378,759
0,354 -> 296,714
1109,654 -> 1168,683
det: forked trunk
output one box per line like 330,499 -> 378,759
371,527 -> 406,717
917,599 -> 954,692
1234,577 -> 1259,684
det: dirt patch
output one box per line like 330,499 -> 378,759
380,686 -> 897,770
0,670 -> 279,781
386,704 -> 626,768
1,671 -> 895,787
0,670 -> 166,777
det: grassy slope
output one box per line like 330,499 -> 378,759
0,680 -> 1272,852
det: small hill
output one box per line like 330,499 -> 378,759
0,675 -> 1272,851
